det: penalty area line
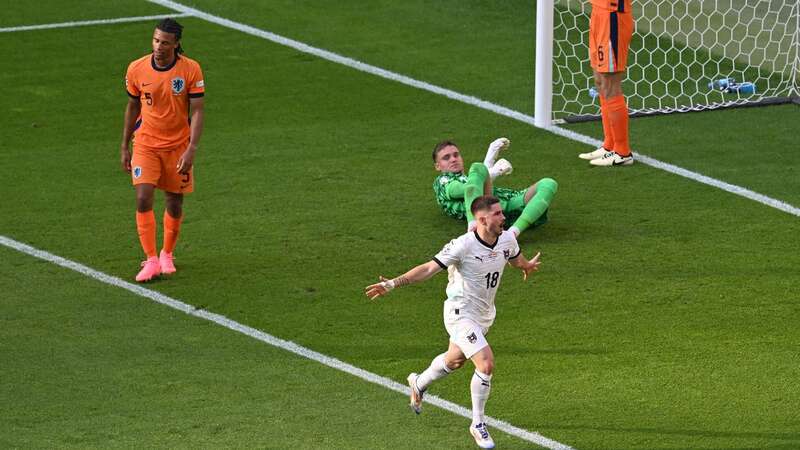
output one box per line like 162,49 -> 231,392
0,235 -> 575,450
147,0 -> 800,219
0,13 -> 192,33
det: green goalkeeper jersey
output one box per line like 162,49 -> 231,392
433,172 -> 524,221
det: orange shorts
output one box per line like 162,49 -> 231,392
131,141 -> 194,194
589,10 -> 634,73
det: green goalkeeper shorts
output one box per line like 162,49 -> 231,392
495,187 -> 526,224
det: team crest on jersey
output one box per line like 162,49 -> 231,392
171,77 -> 185,94
133,166 -> 142,178
467,332 -> 477,344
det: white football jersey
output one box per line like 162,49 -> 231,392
433,230 -> 520,328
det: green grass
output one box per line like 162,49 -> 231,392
568,103 -> 800,205
1,1 -> 799,449
0,0 -> 167,27
0,246 -> 530,449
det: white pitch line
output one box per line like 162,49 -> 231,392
2,7 -> 571,448
147,0 -> 800,219
0,13 -> 191,33
546,125 -> 800,217
0,235 -> 573,450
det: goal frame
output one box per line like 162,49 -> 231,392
534,0 -> 800,126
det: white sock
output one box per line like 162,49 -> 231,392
484,137 -> 509,167
416,353 -> 451,392
488,164 -> 501,180
470,370 -> 492,425
484,153 -> 499,169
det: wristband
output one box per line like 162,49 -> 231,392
381,279 -> 396,291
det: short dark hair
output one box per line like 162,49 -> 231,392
156,18 -> 184,54
470,195 -> 500,216
432,140 -> 458,162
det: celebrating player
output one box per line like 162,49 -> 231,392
578,0 -> 635,166
433,138 -> 558,238
120,18 -> 205,282
365,195 -> 542,449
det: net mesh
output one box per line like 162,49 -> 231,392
552,0 -> 800,122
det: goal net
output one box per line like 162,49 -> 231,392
538,0 -> 800,124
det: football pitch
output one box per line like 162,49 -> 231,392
1,1 -> 798,449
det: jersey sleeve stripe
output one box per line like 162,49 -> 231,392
188,92 -> 205,98
509,249 -> 521,259
127,90 -> 139,99
432,257 -> 447,269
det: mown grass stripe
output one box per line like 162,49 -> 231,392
0,235 -> 574,450
147,0 -> 799,218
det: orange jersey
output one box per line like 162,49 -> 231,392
125,54 -> 205,149
590,0 -> 630,13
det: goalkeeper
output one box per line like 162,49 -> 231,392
432,138 -> 558,238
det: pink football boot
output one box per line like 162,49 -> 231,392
135,256 -> 161,282
159,250 -> 176,275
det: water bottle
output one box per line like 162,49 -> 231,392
728,82 -> 756,95
708,77 -> 735,91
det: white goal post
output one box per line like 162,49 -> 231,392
535,0 -> 800,126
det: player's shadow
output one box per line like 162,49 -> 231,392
499,346 -> 612,356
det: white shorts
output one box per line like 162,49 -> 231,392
445,317 -> 490,359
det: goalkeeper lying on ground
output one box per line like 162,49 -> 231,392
432,138 -> 558,238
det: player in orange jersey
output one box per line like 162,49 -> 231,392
579,0 -> 635,166
120,18 -> 205,282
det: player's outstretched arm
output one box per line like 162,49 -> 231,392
509,251 -> 542,281
365,260 -> 443,300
